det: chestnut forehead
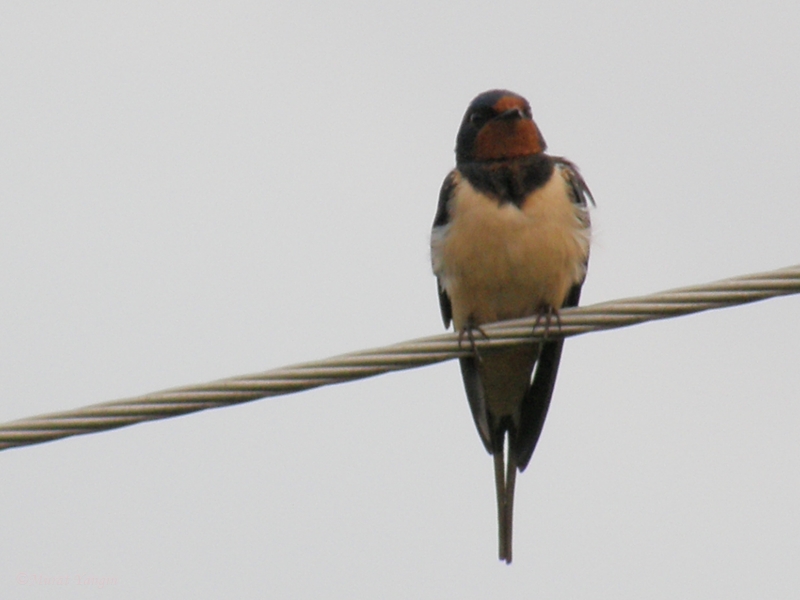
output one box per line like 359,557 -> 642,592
493,95 -> 529,113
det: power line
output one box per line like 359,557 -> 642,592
1,264 -> 798,452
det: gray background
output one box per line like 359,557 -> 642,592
2,1 -> 799,597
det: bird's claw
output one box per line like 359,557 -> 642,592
458,320 -> 488,363
532,306 -> 561,349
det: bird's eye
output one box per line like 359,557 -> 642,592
469,111 -> 487,126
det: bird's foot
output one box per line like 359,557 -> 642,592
532,305 -> 561,348
458,318 -> 488,363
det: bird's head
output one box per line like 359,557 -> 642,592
455,90 -> 547,165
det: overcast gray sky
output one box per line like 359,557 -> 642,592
2,1 -> 800,597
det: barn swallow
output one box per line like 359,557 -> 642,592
430,90 -> 592,563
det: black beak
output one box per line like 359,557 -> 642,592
498,108 -> 525,121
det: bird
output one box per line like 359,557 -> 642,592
430,90 -> 593,563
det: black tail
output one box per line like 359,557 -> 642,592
493,438 -> 517,563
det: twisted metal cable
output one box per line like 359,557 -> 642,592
1,264 -> 798,452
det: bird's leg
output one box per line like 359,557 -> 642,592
531,305 -> 562,351
458,316 -> 488,364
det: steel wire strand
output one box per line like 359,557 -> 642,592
1,264 -> 798,451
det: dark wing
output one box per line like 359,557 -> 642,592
513,159 -> 592,471
513,284 -> 581,470
433,171 -> 457,328
458,355 -> 493,453
554,156 -> 595,208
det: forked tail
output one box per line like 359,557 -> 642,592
493,437 -> 517,563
